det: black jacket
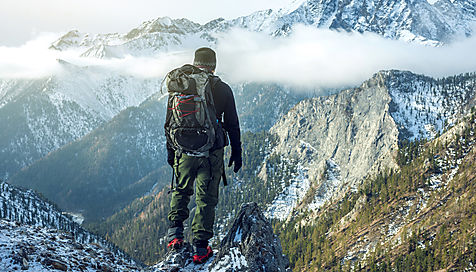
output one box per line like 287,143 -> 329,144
165,76 -> 241,155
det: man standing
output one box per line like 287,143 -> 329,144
164,47 -> 242,264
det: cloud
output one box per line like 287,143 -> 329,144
215,25 -> 476,89
0,33 -> 63,79
0,34 -> 191,79
1,25 -> 476,91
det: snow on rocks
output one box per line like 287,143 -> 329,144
0,219 -> 141,271
385,70 -> 475,141
308,159 -> 344,211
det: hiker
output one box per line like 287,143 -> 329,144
164,47 -> 242,264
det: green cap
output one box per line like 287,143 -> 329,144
193,47 -> 216,71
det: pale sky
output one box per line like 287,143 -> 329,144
0,0 -> 293,46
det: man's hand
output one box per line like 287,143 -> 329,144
228,148 -> 242,173
167,148 -> 175,167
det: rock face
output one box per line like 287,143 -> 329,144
263,70 -> 476,220
151,202 -> 290,272
0,181 -> 138,265
267,71 -> 400,217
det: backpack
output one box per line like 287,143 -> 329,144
164,64 -> 218,157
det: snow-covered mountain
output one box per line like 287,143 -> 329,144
50,18 -> 210,58
0,61 -> 160,180
265,0 -> 476,44
49,0 -> 476,58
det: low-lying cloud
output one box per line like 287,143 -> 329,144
1,25 -> 476,91
216,25 -> 476,89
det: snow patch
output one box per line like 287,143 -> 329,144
308,159 -> 343,210
213,247 -> 248,272
265,164 -> 310,220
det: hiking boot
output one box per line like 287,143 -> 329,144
167,238 -> 184,250
192,245 -> 213,264
167,221 -> 184,250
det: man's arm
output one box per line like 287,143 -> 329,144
222,83 -> 242,172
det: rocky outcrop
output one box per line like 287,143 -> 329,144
151,202 -> 290,272
212,202 -> 290,272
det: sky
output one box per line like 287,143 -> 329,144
0,0 -> 292,46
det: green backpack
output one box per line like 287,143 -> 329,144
164,64 -> 218,157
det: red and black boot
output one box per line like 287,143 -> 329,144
167,238 -> 184,250
192,244 -> 213,264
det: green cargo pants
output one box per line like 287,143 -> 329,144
168,148 -> 224,242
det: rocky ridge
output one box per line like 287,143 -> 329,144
0,181 -> 135,258
0,219 -> 142,271
0,181 -> 142,270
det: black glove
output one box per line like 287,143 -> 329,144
167,148 -> 175,167
228,148 -> 242,173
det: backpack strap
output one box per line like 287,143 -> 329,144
209,75 -> 221,90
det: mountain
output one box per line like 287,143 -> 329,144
0,61 -> 160,181
50,18 -> 209,58
49,0 -> 476,58
7,92 -> 168,221
264,70 -> 475,221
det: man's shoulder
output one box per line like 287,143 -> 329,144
215,77 -> 231,92
212,77 -> 233,94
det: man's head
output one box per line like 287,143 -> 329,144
193,47 -> 216,73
